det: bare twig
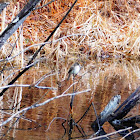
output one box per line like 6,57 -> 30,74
0,89 -> 91,127
35,0 -> 56,10
0,0 -> 78,96
88,127 -> 132,140
35,73 -> 56,86
46,117 -> 66,132
0,84 -> 56,90
0,58 -> 43,86
62,82 -> 78,95
120,128 -> 140,140
0,34 -> 86,63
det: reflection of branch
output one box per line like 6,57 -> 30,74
0,112 -> 26,139
91,87 -> 140,139
0,89 -> 90,127
0,84 -> 56,90
46,117 -> 66,132
109,86 -> 140,121
92,95 -> 121,131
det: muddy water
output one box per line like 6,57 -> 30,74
0,59 -> 140,140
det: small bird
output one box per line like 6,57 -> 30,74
67,62 -> 81,80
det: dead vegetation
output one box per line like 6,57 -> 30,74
0,0 -> 140,64
0,0 -> 140,139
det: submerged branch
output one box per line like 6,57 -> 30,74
91,95 -> 121,131
109,86 -> 140,121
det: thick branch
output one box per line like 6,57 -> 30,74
0,0 -> 41,48
0,0 -> 78,96
0,2 -> 9,14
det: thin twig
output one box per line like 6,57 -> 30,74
62,82 -> 78,95
88,127 -> 132,140
0,34 -> 86,63
120,128 -> 140,140
35,0 -> 56,10
46,117 -> 66,132
0,0 -> 78,96
0,89 -> 91,127
92,102 -> 101,131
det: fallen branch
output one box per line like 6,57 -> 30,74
91,95 -> 121,132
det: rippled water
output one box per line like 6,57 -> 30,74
0,59 -> 140,140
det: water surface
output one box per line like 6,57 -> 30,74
0,59 -> 140,140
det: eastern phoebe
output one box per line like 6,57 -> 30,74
67,62 -> 81,80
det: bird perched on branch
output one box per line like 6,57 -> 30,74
67,62 -> 81,80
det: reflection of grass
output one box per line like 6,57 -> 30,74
0,0 -> 140,64
0,0 -> 140,96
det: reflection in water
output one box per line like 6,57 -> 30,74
0,60 -> 140,140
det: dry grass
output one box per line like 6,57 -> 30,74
0,0 -> 140,64
0,1 -> 140,139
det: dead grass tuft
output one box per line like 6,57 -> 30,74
0,0 -> 140,64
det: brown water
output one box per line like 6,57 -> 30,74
0,59 -> 140,140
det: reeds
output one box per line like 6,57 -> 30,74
0,0 -> 140,65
